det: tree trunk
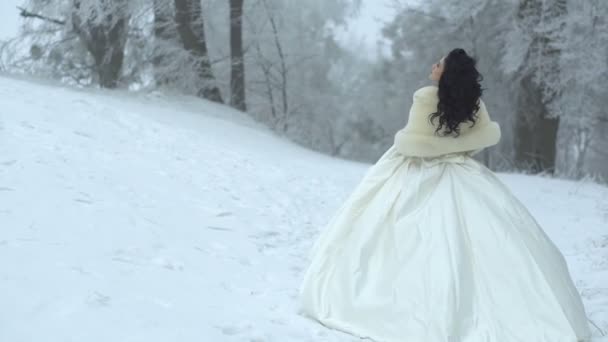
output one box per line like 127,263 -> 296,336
262,0 -> 288,122
229,0 -> 246,111
253,40 -> 277,123
153,0 -> 174,86
174,0 -> 223,103
513,0 -> 566,173
71,0 -> 129,89
514,74 -> 560,173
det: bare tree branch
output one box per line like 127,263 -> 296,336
17,6 -> 66,26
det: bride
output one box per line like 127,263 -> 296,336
298,48 -> 592,342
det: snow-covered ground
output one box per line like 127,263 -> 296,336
0,74 -> 606,341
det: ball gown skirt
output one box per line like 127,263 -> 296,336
298,145 -> 591,342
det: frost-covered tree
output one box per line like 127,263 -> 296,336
501,0 -> 568,173
14,0 -> 141,88
501,0 -> 608,178
71,0 -> 131,88
15,0 -> 226,100
150,0 -> 364,153
223,0 -> 362,152
174,0 -> 223,102
15,0 -> 134,88
153,0 -> 177,86
554,0 -> 608,179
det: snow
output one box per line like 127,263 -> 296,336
0,74 -> 606,341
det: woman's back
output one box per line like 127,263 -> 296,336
393,85 -> 500,158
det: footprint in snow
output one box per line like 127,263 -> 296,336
216,323 -> 252,336
249,231 -> 280,241
74,198 -> 94,205
206,226 -> 233,232
74,192 -> 94,204
239,257 -> 252,266
70,266 -> 93,276
86,292 -> 111,307
151,257 -> 184,271
20,121 -> 35,129
73,130 -> 94,139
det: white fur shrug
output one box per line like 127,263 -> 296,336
393,85 -> 501,157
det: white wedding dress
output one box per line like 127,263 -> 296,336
298,145 -> 592,342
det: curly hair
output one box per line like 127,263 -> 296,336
429,48 -> 484,137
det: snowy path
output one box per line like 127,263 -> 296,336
0,75 -> 606,341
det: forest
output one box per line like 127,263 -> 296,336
1,0 -> 607,181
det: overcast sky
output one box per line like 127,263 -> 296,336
339,0 -> 395,59
0,0 -> 20,40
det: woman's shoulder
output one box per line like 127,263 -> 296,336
413,85 -> 439,102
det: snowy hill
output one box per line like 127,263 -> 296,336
0,75 -> 606,341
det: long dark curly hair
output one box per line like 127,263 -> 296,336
429,48 -> 484,137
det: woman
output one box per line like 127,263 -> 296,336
298,48 -> 591,342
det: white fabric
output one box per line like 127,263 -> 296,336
298,146 -> 592,342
